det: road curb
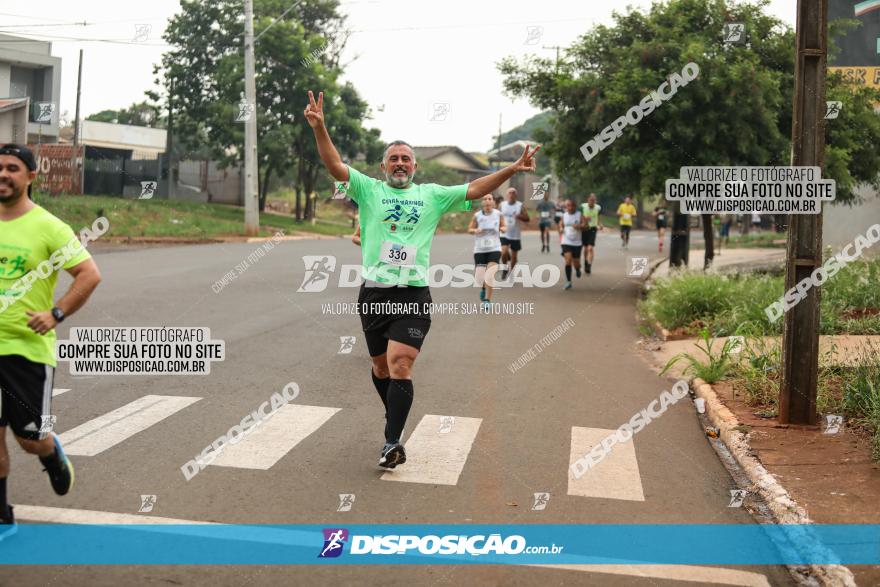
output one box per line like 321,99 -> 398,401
691,377 -> 857,587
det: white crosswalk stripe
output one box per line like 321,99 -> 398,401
568,426 -> 646,501
58,395 -> 202,456
54,396 -> 654,500
381,414 -> 482,485
209,404 -> 341,470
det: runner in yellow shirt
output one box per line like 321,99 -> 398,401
616,196 -> 637,249
0,144 -> 102,538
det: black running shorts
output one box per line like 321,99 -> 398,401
561,244 -> 582,256
0,354 -> 55,440
582,228 -> 598,247
499,237 -> 521,251
474,251 -> 501,266
357,283 -> 432,356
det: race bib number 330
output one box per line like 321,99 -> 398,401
380,241 -> 417,265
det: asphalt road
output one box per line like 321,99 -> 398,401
6,227 -> 795,586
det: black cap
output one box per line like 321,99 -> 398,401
0,143 -> 37,198
0,144 -> 37,171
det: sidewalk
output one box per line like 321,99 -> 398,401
654,335 -> 880,370
650,247 -> 786,280
643,335 -> 880,587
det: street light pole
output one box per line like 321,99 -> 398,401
243,0 -> 260,236
779,0 -> 827,425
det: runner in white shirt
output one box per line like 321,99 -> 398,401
468,194 -> 506,306
558,199 -> 584,290
499,188 -> 529,281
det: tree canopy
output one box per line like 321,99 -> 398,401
499,0 -> 880,205
151,0 -> 382,216
86,101 -> 163,128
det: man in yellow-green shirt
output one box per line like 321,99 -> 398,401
0,144 -> 102,537
616,196 -> 637,249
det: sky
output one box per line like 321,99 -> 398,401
0,0 -> 797,153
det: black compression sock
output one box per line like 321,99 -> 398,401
565,265 -> 572,281
371,370 -> 390,410
0,477 -> 7,516
386,379 -> 414,443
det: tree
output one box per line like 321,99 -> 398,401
493,111 -> 552,146
499,0 -> 880,267
86,101 -> 164,128
490,111 -> 553,177
152,0 -> 379,217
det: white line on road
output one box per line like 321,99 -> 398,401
529,564 -> 771,586
14,505 -> 314,547
58,395 -> 202,456
15,507 -> 770,585
381,414 -> 481,485
52,388 -> 71,397
568,427 -> 645,501
15,504 -> 214,525
209,404 -> 341,470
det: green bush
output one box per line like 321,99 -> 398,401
640,257 -> 880,336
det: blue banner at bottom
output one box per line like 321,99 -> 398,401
1,525 -> 878,565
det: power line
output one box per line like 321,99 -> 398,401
0,31 -> 168,46
0,22 -> 90,28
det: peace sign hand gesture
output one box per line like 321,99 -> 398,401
304,90 -> 325,129
511,144 -> 541,173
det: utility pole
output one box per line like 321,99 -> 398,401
72,48 -> 83,194
496,113 -> 502,170
669,202 -> 689,267
243,0 -> 260,236
165,77 -> 175,199
543,45 -> 563,202
779,0 -> 827,425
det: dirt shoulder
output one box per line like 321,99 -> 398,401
642,339 -> 880,586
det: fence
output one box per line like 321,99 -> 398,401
28,144 -> 83,194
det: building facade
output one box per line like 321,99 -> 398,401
0,33 -> 62,144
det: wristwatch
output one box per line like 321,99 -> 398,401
51,307 -> 65,323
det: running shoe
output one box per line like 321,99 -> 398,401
482,299 -> 491,309
379,443 -> 407,469
564,282 -> 572,290
42,432 -> 74,496
0,506 -> 16,542
575,267 -> 582,278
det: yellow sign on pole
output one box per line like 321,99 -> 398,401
828,66 -> 880,88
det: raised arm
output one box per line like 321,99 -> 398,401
304,91 -> 349,182
466,145 -> 541,200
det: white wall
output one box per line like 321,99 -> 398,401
822,184 -> 880,256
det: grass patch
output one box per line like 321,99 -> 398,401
33,193 -> 351,239
660,328 -> 739,383
728,336 -> 880,460
639,257 -> 880,336
694,231 -> 787,249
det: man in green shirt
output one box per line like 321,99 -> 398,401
304,91 -> 539,468
0,144 -> 102,538
579,193 -> 602,274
